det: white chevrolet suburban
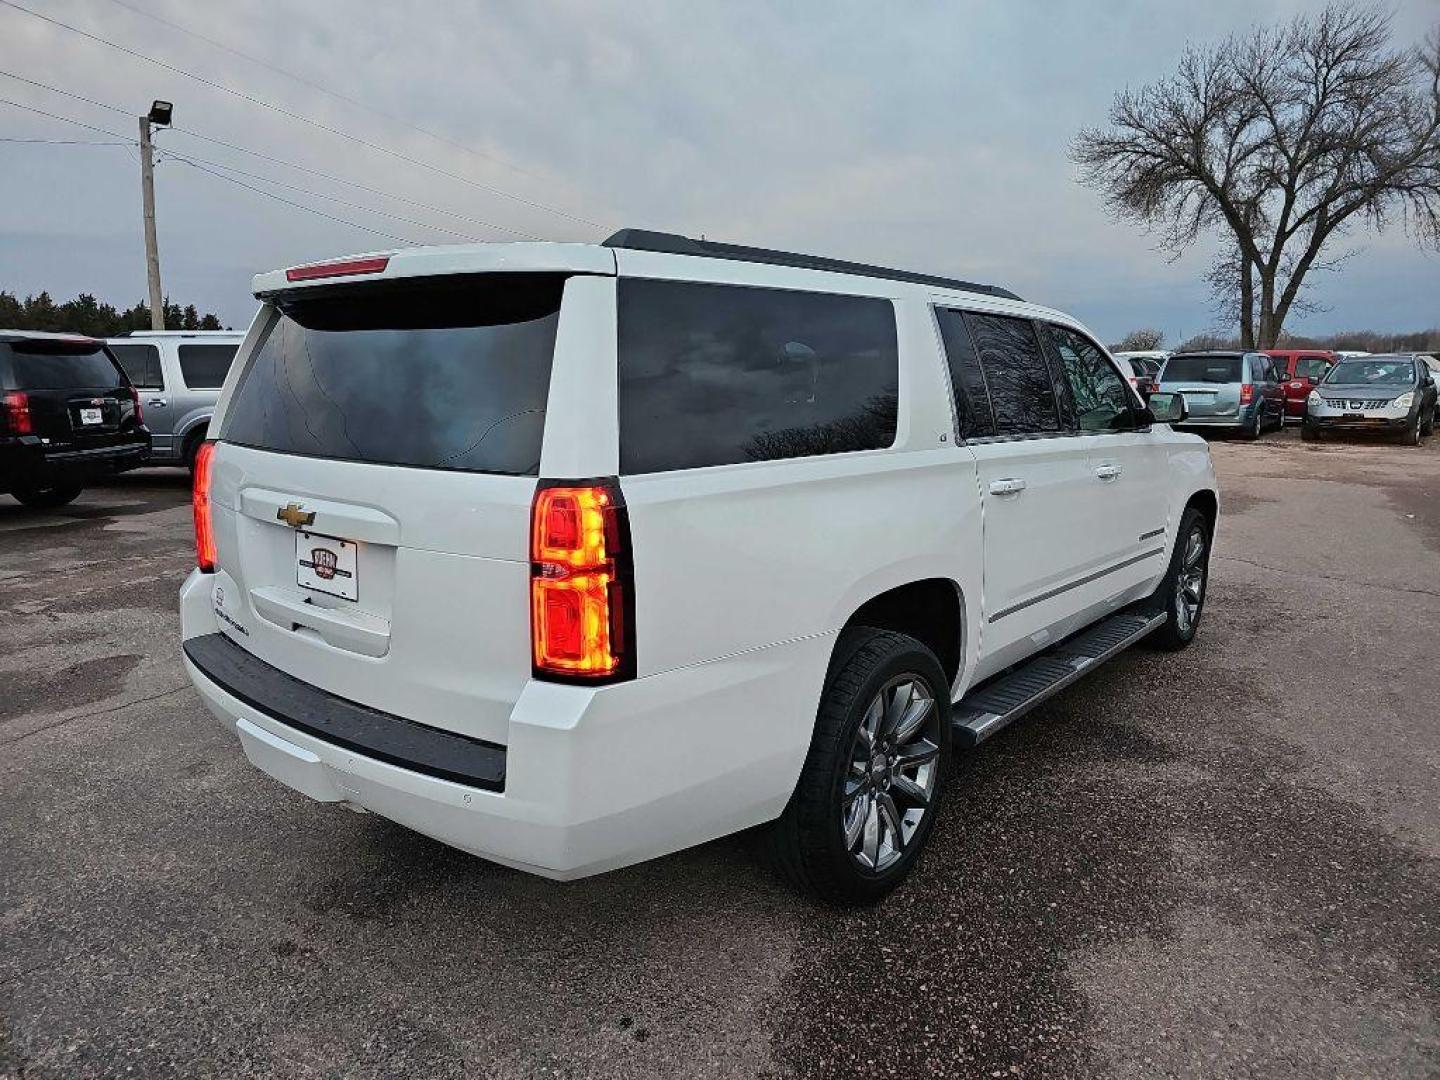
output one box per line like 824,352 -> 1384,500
180,231 -> 1216,904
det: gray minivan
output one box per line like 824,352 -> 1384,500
1155,351 -> 1285,438
107,331 -> 243,470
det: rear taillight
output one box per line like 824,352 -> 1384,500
192,441 -> 217,573
2,391 -> 33,435
530,480 -> 634,682
1239,383 -> 1254,404
128,385 -> 143,424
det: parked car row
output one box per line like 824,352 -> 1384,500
1144,347 -> 1437,445
1,328 -> 244,508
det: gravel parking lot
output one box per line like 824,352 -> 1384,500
2,430 -> 1438,1080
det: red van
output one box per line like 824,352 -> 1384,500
1264,350 -> 1336,422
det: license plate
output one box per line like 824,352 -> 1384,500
79,407 -> 103,425
1344,413 -> 1365,420
296,530 -> 358,600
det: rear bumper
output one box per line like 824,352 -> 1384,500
0,435 -> 150,491
179,569 -> 830,879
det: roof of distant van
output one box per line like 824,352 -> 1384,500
115,330 -> 243,338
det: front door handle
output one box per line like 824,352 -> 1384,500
1094,464 -> 1122,481
988,478 -> 1027,496
148,397 -> 168,407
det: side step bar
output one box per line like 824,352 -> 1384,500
953,608 -> 1167,748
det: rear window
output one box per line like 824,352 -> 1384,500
109,343 -> 163,389
178,343 -> 238,389
617,279 -> 899,473
0,341 -> 124,389
1163,355 -> 1242,383
221,274 -> 563,475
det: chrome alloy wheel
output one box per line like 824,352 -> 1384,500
1175,525 -> 1207,634
841,675 -> 941,872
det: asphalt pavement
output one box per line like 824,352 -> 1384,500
2,429 -> 1437,1079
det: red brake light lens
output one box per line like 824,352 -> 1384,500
530,482 -> 632,681
128,385 -> 143,424
2,391 -> 32,435
1239,383 -> 1255,404
285,256 -> 390,282
192,441 -> 217,573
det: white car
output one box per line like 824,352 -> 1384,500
180,231 -> 1218,903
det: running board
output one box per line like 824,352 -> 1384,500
953,609 -> 1167,748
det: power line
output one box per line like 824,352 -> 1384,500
0,0 -> 605,231
0,96 -> 420,246
0,71 -> 541,239
101,0 -> 550,186
173,157 -> 421,246
0,135 -> 130,145
161,147 -> 480,242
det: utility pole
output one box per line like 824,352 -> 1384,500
138,100 -> 173,331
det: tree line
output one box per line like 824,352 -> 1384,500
0,290 -> 228,337
1113,327 -> 1440,354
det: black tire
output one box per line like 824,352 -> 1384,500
1422,407 -> 1435,438
1401,416 -> 1421,446
764,627 -> 951,906
11,483 -> 83,509
1242,409 -> 1261,440
1146,506 -> 1212,652
183,429 -> 207,476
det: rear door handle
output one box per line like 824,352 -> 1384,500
1094,464 -> 1122,481
988,478 -> 1027,496
148,397 -> 168,407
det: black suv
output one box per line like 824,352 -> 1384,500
1,331 -> 150,508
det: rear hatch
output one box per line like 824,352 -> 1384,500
1160,355 -> 1243,417
206,271 -> 579,746
0,339 -> 142,448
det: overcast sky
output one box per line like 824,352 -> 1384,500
0,0 -> 1436,342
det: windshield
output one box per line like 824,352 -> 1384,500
1162,355 -> 1242,383
221,274 -> 563,475
1323,359 -> 1415,386
1,341 -> 124,389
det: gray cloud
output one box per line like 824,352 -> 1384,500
1,0 -> 1435,341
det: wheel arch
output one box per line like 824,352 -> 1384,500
834,577 -> 966,694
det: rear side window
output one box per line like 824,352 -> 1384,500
617,279 -> 899,473
963,313 -> 1059,435
935,308 -> 994,438
221,274 -> 562,475
0,342 -> 123,389
1295,356 -> 1330,381
109,343 -> 163,389
178,344 -> 238,389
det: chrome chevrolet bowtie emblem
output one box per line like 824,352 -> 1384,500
277,502 -> 315,528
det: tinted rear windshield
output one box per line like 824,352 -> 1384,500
1162,355 -> 1242,383
1324,359 -> 1415,385
0,341 -> 124,389
221,274 -> 564,475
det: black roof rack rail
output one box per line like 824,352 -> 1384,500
601,229 -> 1022,301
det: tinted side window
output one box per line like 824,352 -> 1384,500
1043,324 -> 1135,432
617,279 -> 899,473
1295,356 -> 1329,381
178,344 -> 238,389
962,313 -> 1059,435
1247,354 -> 1272,382
109,343 -> 163,389
935,308 -> 994,439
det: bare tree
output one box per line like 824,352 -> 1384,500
1114,328 -> 1166,351
1073,7 -> 1440,347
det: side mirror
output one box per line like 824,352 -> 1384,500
1146,391 -> 1187,424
